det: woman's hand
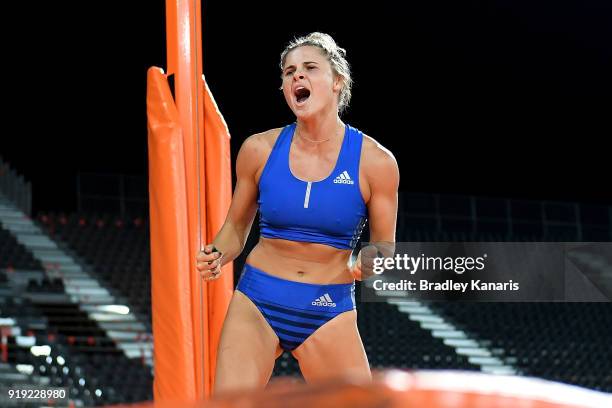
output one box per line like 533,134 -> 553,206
350,250 -> 363,281
196,244 -> 223,281
351,244 -> 393,281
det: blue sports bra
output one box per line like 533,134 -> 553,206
258,123 -> 368,250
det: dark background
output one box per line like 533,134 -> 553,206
3,0 -> 611,215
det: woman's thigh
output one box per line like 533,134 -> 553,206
291,310 -> 371,383
214,290 -> 282,394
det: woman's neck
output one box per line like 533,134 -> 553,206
296,112 -> 344,144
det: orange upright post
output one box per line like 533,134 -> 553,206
147,0 -> 233,402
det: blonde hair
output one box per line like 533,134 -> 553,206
280,32 -> 353,114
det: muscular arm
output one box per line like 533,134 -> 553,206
212,134 -> 265,266
366,145 -> 399,244
353,139 -> 400,279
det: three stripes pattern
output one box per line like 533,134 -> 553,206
251,299 -> 337,351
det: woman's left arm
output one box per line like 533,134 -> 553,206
352,139 -> 400,279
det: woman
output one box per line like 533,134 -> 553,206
196,32 -> 399,393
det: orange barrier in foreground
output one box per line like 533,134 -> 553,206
110,370 -> 612,408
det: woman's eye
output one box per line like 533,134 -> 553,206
307,66 -> 316,70
285,71 -> 294,76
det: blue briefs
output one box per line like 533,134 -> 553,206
236,264 -> 356,351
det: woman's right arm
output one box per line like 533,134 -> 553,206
196,134 -> 266,275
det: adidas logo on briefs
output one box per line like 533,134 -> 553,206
312,293 -> 337,307
333,170 -> 354,185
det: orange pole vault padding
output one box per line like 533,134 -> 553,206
146,67 -> 196,399
146,0 -> 233,402
201,76 -> 234,392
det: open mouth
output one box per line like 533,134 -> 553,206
294,87 -> 311,103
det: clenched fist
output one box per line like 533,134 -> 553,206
196,244 -> 223,281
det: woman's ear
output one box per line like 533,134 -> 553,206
333,76 -> 343,92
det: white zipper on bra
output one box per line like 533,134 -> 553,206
303,182 -> 312,208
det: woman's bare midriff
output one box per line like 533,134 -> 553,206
245,237 -> 354,284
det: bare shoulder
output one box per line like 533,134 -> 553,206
236,127 -> 284,179
361,134 -> 399,178
238,128 -> 282,163
239,127 -> 283,157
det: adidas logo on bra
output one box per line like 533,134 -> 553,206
333,170 -> 354,185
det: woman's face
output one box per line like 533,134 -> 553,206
281,45 -> 342,119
